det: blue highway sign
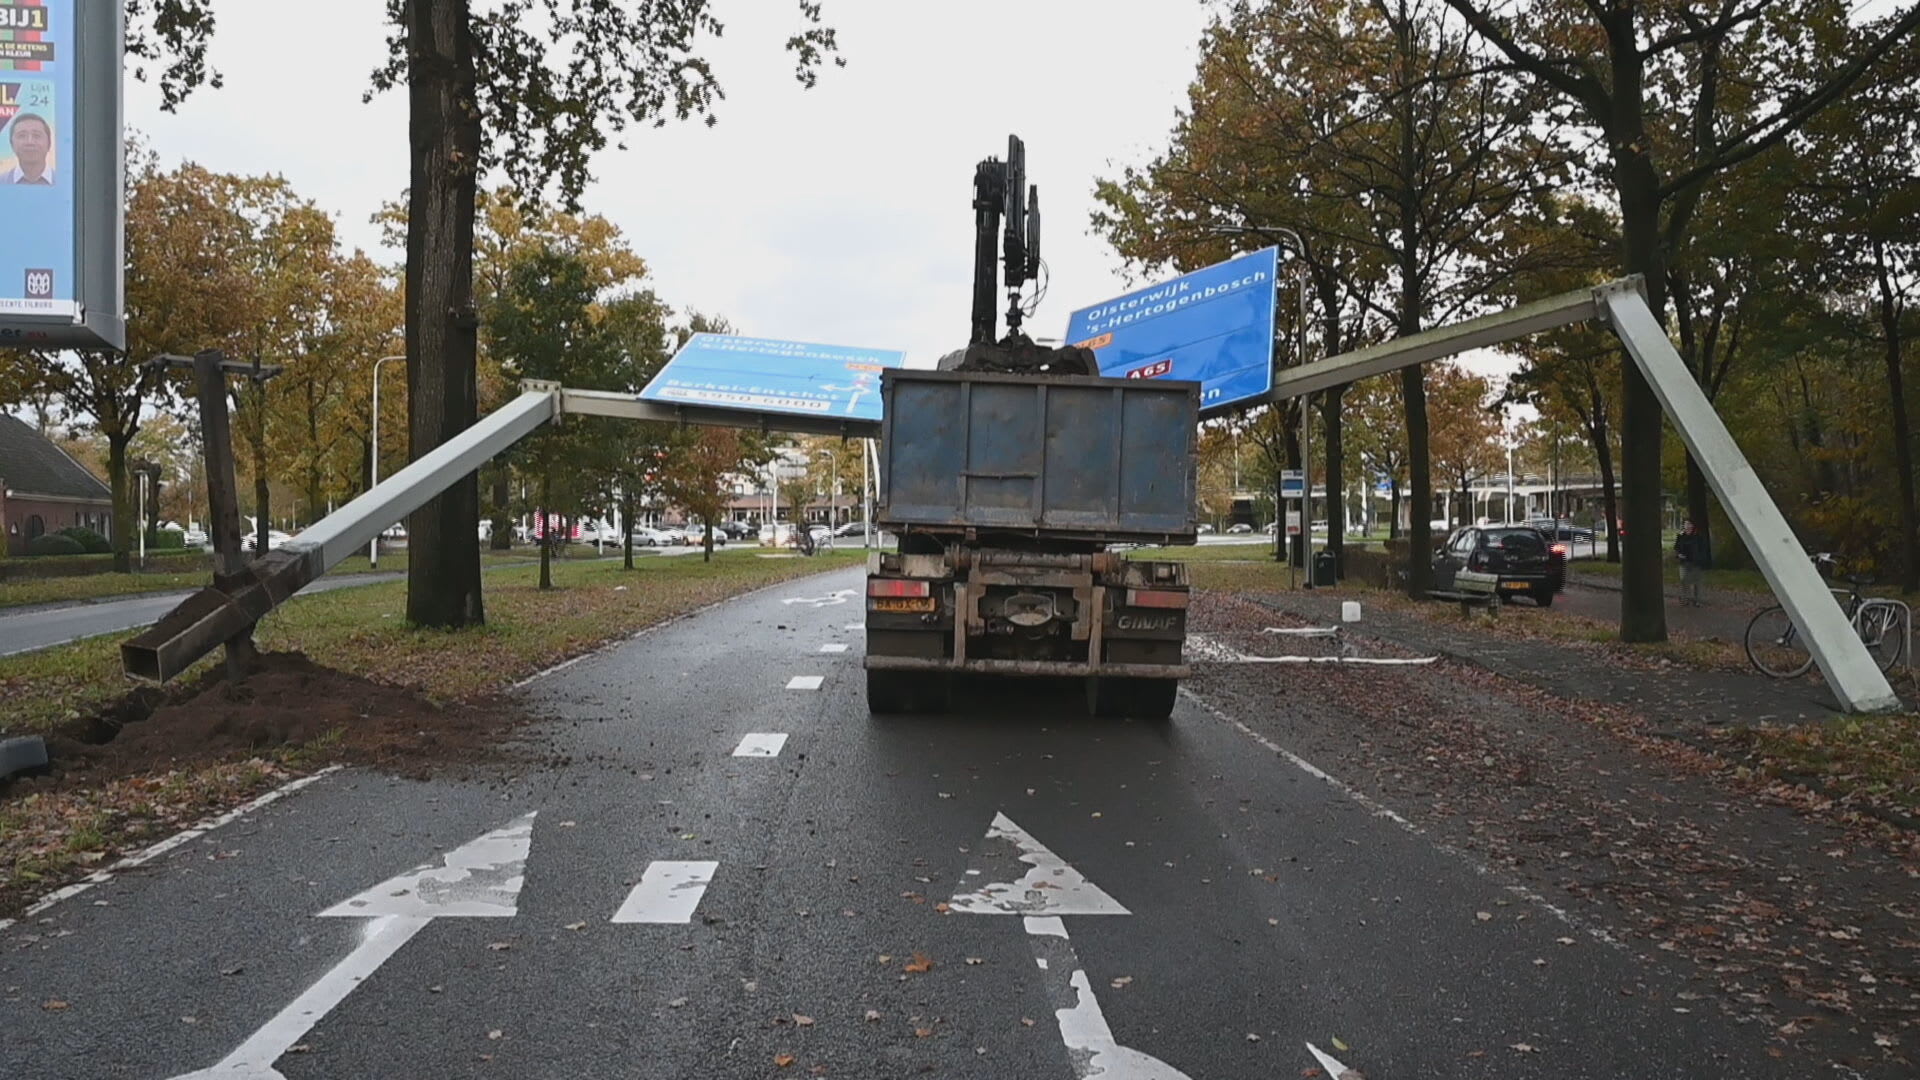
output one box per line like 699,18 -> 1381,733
1065,247 -> 1279,414
639,334 -> 908,423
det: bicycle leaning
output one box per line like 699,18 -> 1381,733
1743,553 -> 1910,678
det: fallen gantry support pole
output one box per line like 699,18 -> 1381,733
1265,276 -> 1901,714
120,380 -> 887,684
121,390 -> 562,682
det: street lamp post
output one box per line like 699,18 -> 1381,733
368,354 -> 405,568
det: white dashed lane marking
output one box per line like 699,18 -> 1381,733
732,733 -> 790,758
819,643 -> 849,653
612,861 -> 720,924
786,675 -> 824,690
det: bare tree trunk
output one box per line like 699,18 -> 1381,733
1608,38 -> 1669,642
1596,429 -> 1621,564
1388,479 -> 1401,540
253,428 -> 270,557
1877,250 -> 1918,592
1322,384 -> 1346,577
621,490 -> 636,570
107,432 -> 133,573
403,0 -> 486,628
538,469 -> 553,591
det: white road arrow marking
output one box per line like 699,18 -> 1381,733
168,814 -> 536,1079
319,812 -> 535,918
731,733 -> 789,758
781,588 -> 857,608
951,817 -> 1191,1080
168,916 -> 429,1080
612,860 -> 719,924
948,813 -> 1129,916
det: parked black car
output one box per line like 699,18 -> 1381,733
1432,525 -> 1564,606
1525,518 -> 1595,543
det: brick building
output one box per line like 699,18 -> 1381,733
0,414 -> 114,554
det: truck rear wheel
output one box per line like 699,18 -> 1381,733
1087,677 -> 1178,722
866,670 -> 950,715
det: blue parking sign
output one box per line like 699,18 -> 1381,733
639,334 -> 907,423
1065,247 -> 1278,414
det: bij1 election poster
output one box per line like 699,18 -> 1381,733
0,0 -> 75,320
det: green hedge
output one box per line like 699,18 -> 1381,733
151,528 -> 187,550
0,550 -> 207,580
57,526 -> 113,554
27,533 -> 86,557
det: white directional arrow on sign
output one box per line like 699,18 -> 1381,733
168,813 -> 536,1080
951,814 -> 1191,1080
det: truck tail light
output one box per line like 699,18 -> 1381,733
868,579 -> 931,598
1125,588 -> 1189,609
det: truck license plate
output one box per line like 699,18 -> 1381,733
872,597 -> 936,613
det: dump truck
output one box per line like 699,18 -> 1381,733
862,137 -> 1199,719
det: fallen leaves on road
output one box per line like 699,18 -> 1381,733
1110,976 -> 1133,989
774,1053 -> 796,1068
563,921 -> 586,931
487,1030 -> 503,1041
669,997 -> 688,1009
42,1000 -> 68,1011
794,1014 -> 815,1027
864,1009 -> 881,1022
903,952 -> 934,974
486,941 -> 512,951
1509,1043 -> 1536,1053
914,1028 -> 934,1038
964,957 -> 983,965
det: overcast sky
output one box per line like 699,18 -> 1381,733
129,0 -> 1217,368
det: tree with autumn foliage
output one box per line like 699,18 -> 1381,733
1095,0 -> 1560,592
1426,365 -> 1505,529
1439,0 -> 1920,639
128,0 -> 843,627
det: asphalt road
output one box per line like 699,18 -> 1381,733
2,565 -> 1802,1079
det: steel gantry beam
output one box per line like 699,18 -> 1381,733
1263,275 -> 1899,714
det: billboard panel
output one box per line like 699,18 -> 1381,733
1065,247 -> 1278,414
0,0 -> 121,350
639,334 -> 907,423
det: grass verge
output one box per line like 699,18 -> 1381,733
1716,713 -> 1920,816
1,549 -> 863,917
0,543 -> 625,610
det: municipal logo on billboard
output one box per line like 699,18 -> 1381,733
24,268 -> 53,299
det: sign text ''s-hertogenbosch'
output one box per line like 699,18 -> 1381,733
638,334 -> 907,423
1064,247 -> 1278,413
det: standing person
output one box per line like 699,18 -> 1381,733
1674,520 -> 1709,607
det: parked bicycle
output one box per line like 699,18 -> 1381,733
1744,553 -> 1908,677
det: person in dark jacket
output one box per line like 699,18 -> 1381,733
1674,520 -> 1710,606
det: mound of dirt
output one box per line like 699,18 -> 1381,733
29,652 -> 533,788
